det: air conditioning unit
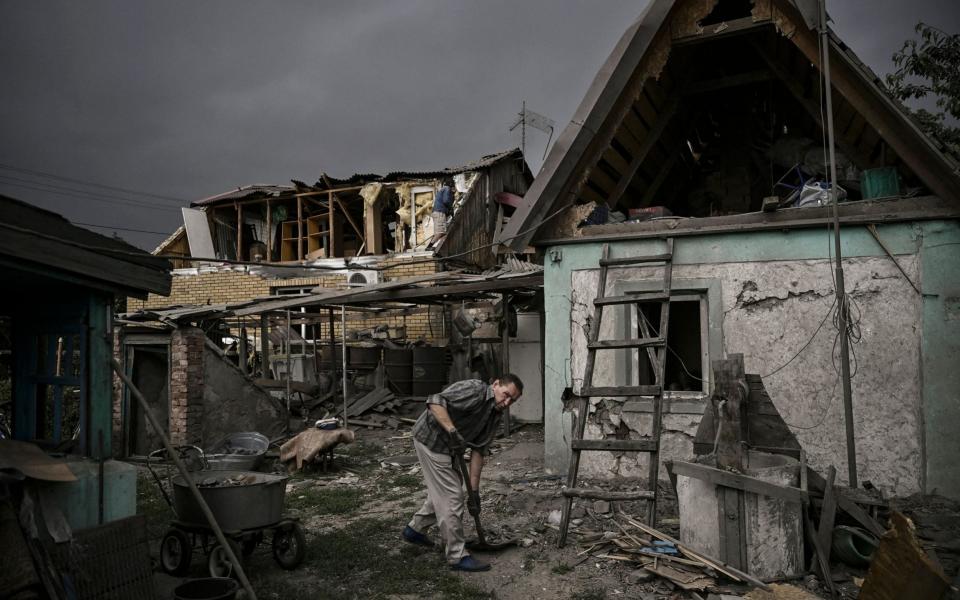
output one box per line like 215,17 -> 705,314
346,269 -> 382,286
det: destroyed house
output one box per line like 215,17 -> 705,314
501,0 -> 960,499
129,148 -> 531,343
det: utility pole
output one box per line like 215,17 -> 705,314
819,0 -> 857,487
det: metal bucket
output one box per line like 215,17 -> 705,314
384,349 -> 413,395
205,432 -> 268,471
172,470 -> 288,531
411,347 -> 447,396
174,577 -> 238,600
348,346 -> 381,371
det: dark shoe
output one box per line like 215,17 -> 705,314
450,555 -> 490,572
402,525 -> 434,547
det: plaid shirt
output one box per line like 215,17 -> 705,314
412,379 -> 501,456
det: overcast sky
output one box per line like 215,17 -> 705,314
1,1 -> 957,250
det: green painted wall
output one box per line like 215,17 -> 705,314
919,221 -> 960,497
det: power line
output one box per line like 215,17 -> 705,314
0,162 -> 189,204
73,221 -> 172,236
0,177 -> 183,212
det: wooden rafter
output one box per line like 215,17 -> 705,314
605,95 -> 681,208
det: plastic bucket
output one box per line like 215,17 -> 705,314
173,577 -> 238,600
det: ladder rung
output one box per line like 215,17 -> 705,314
588,337 -> 663,350
571,439 -> 658,452
594,292 -> 669,306
599,253 -> 672,267
561,488 -> 656,501
581,385 -> 661,397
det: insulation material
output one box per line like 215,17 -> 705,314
359,182 -> 384,207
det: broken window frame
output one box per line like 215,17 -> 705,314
610,278 -> 723,402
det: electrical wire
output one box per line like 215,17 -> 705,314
0,176 -> 183,212
73,222 -> 172,236
0,163 -> 188,204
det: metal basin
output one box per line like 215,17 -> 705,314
172,470 -> 288,531
205,432 -> 269,471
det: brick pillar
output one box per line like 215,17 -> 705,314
170,326 -> 205,446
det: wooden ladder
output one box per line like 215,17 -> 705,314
558,239 -> 674,547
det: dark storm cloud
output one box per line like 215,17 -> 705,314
1,1 -> 957,249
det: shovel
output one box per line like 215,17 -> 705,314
452,451 -> 519,552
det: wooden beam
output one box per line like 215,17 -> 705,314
752,40 -> 875,170
669,460 -> 809,504
607,96 -> 681,208
266,198 -> 272,262
673,16 -> 769,45
296,196 -> 303,261
236,202 -> 243,260
682,69 -> 773,95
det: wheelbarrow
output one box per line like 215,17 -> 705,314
147,447 -> 306,577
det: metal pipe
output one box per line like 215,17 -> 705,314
341,305 -> 349,426
111,359 -> 257,600
286,309 -> 292,413
820,0 -> 857,487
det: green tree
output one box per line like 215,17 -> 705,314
885,23 -> 960,155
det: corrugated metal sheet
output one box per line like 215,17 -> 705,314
192,184 -> 296,207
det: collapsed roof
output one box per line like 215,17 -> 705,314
502,0 -> 960,250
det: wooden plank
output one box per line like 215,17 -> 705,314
816,466 -> 838,569
718,487 -> 746,570
807,467 -> 886,538
588,337 -> 663,350
598,253 -> 672,267
570,439 -> 657,452
712,354 -> 747,470
594,292 -> 670,306
669,460 -> 809,504
561,488 -> 656,501
682,69 -> 773,95
559,395 -> 589,548
581,385 -> 661,397
859,512 -> 950,600
804,511 -> 838,599
622,515 -> 771,591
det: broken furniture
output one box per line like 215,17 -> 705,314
559,239 -> 675,547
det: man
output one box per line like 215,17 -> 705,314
402,374 -> 524,571
431,178 -> 454,237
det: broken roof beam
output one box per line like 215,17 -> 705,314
681,68 -> 773,95
673,15 -> 770,46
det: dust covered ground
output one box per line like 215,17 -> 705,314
140,422 -> 855,599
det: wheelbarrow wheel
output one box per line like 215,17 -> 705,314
208,538 -> 242,578
160,528 -> 192,576
272,523 -> 305,570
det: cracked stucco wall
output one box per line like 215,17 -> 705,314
566,255 -> 923,495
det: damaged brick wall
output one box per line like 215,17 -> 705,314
169,326 -> 205,446
126,256 -> 446,342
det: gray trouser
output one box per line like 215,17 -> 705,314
408,439 -> 466,564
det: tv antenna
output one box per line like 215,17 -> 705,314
509,101 -> 555,160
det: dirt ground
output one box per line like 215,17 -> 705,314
138,420 -> 959,600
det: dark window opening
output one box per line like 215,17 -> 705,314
632,299 -> 703,392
